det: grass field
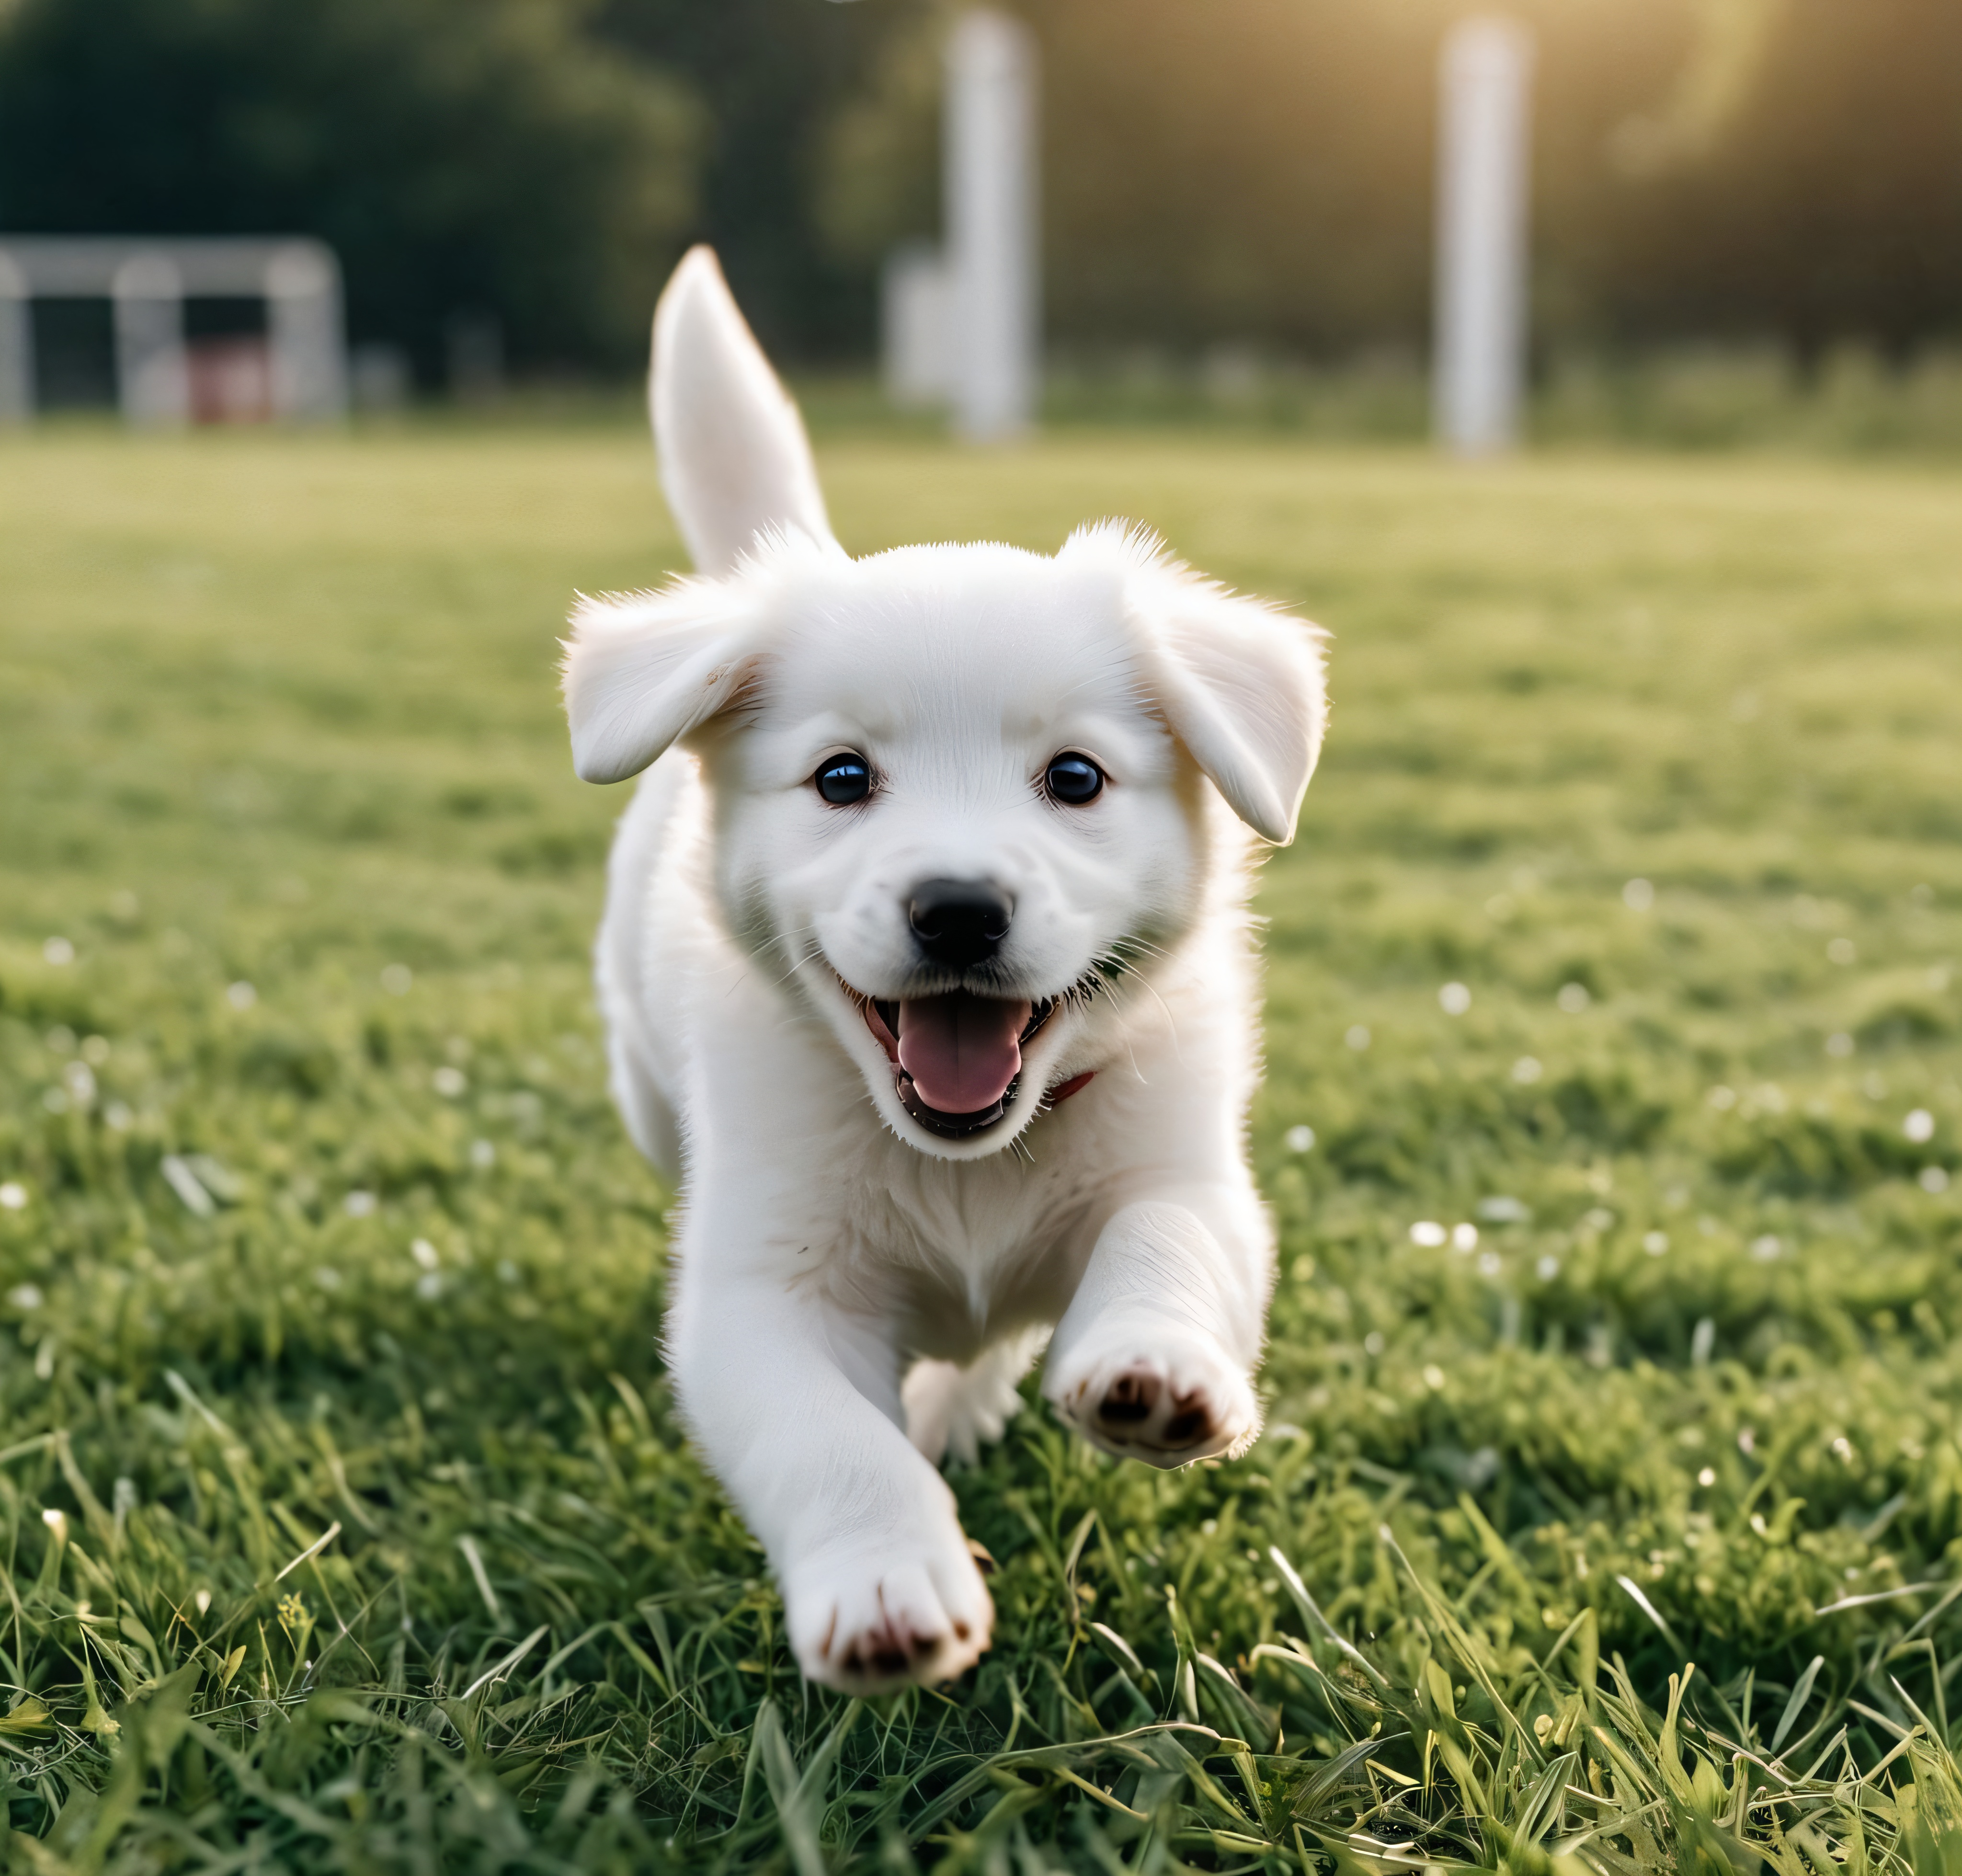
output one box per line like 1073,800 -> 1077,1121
1,425 -> 1960,1872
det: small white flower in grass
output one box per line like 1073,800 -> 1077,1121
1511,1056 -> 1542,1085
1344,1024 -> 1371,1052
1452,1222 -> 1478,1252
1438,982 -> 1471,1016
343,1190 -> 376,1218
1707,1085 -> 1737,1110
1905,1109 -> 1936,1144
380,963 -> 413,995
42,937 -> 74,966
1362,1331 -> 1385,1357
313,1267 -> 342,1290
1643,1231 -> 1669,1256
8,1285 -> 43,1310
226,981 -> 257,1010
411,1237 -> 440,1271
194,1590 -> 211,1617
1536,1255 -> 1560,1281
1478,1195 -> 1529,1223
469,1139 -> 496,1170
104,1101 -> 133,1132
1409,1221 -> 1447,1247
1557,982 -> 1590,1014
415,1272 -> 443,1301
1750,1234 -> 1781,1261
63,1062 -> 95,1105
432,1065 -> 467,1098
1921,1167 -> 1951,1195
1825,1031 -> 1854,1059
1477,1251 -> 1502,1278
1622,878 -> 1654,912
0,1182 -> 26,1211
1422,1365 -> 1446,1391
1697,1467 -> 1716,1488
41,1509 -> 66,1542
1282,1124 -> 1314,1154
1826,938 -> 1857,966
1830,1436 -> 1854,1464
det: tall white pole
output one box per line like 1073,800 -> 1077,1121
1434,17 -> 1535,457
945,9 -> 1038,442
112,252 -> 190,427
0,251 -> 31,424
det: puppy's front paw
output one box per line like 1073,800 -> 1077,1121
785,1532 -> 993,1693
1047,1330 -> 1258,1467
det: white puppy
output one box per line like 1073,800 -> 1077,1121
561,249 -> 1326,1693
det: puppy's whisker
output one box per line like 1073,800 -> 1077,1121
768,941 -> 827,993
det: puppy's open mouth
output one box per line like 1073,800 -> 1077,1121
856,990 -> 1057,1139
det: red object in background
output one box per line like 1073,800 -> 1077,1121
187,337 -> 273,424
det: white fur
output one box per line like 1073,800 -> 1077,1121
562,247 -> 1327,1693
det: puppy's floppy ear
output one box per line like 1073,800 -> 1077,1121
561,582 -> 762,785
652,247 -> 836,575
1067,524 -> 1328,845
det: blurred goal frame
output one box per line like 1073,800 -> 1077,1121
0,236 -> 348,426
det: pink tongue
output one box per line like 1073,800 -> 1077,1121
897,994 -> 1032,1114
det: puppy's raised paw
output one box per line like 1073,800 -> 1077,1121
786,1536 -> 993,1693
1047,1331 -> 1258,1467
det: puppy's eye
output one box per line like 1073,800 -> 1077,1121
1045,753 -> 1105,805
814,754 -> 873,806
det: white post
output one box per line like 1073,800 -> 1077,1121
881,242 -> 955,408
945,9 -> 1038,442
0,251 -> 31,424
1434,16 -> 1535,457
112,252 -> 190,427
266,243 -> 348,421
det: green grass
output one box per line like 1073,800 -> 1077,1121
0,425 -> 1960,1873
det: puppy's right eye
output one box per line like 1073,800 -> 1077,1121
814,754 -> 873,806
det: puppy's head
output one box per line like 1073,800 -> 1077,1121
563,249 -> 1327,1160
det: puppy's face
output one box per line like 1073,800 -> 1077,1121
565,521 -> 1326,1162
705,542 -> 1209,1157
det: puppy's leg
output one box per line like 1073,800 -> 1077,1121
669,1265 -> 992,1692
1043,1195 -> 1269,1468
903,1327 -> 1047,1467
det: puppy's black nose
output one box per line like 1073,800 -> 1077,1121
908,879 -> 1013,968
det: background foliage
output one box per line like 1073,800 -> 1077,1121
0,420 -> 1958,1865
2,0 -> 1961,373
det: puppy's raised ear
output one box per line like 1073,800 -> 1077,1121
562,582 -> 763,784
652,247 -> 836,575
1066,524 -> 1328,845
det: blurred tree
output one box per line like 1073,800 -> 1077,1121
1611,0 -> 1962,362
592,0 -> 927,359
4,0 -> 1956,380
0,0 -> 701,380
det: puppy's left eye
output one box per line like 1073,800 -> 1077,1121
814,754 -> 873,805
1044,753 -> 1105,805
